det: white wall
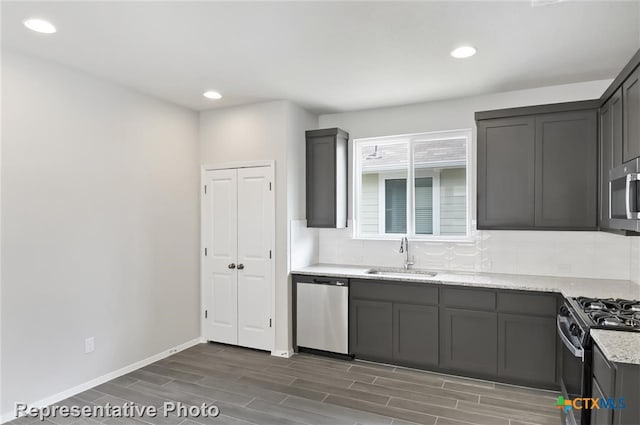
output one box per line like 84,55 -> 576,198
317,80 -> 635,280
1,50 -> 201,415
284,103 -> 318,347
199,100 -> 318,355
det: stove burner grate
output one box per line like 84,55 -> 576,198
576,297 -> 640,331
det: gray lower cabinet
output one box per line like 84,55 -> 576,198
497,313 -> 556,385
350,279 -> 438,366
593,343 -> 640,425
440,308 -> 498,375
592,378 -> 614,425
343,277 -> 560,389
393,303 -> 438,368
350,299 -> 393,361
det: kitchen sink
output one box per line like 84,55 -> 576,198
365,267 -> 437,277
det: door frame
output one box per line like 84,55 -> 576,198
201,160 -> 276,353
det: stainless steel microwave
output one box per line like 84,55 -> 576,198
609,158 -> 640,232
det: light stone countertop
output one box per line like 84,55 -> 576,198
292,264 -> 640,366
291,263 -> 640,300
591,330 -> 640,365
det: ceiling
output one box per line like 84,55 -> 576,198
2,1 -> 639,114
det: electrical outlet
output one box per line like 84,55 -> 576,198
85,337 -> 95,354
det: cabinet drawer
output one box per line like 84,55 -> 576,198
497,291 -> 557,317
593,344 -> 615,396
441,287 -> 496,311
351,280 -> 438,305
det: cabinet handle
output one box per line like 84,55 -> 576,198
237,264 -> 245,270
228,263 -> 236,269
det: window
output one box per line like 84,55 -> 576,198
354,130 -> 471,240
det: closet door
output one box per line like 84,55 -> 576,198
203,169 -> 238,344
237,167 -> 273,350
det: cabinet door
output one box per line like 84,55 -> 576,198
497,314 -> 556,386
350,299 -> 393,361
600,101 -> 613,228
440,308 -> 497,375
600,90 -> 624,229
306,135 -> 336,227
623,66 -> 640,163
612,89 -> 624,168
592,379 -> 613,425
393,304 -> 438,367
534,111 -> 598,229
477,117 -> 535,228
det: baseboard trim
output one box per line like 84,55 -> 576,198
0,337 -> 202,424
271,349 -> 293,358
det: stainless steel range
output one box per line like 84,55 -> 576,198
557,297 -> 640,425
575,297 -> 640,330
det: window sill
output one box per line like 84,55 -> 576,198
351,235 -> 477,244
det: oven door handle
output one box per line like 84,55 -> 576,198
557,316 -> 584,360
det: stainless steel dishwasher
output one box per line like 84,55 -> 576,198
295,275 -> 350,356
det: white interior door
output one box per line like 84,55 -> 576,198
202,165 -> 273,352
203,169 -> 238,344
237,166 -> 273,350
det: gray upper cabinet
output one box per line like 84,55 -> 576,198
600,89 -> 623,229
534,110 -> 598,229
600,100 -> 612,229
612,90 -> 624,168
477,117 -> 535,229
623,66 -> 640,163
476,102 -> 598,230
306,128 -> 348,228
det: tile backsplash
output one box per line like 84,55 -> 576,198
632,238 -> 640,284
290,220 -> 319,271
314,225 -> 633,280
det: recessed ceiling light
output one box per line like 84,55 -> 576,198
531,0 -> 564,7
23,18 -> 57,34
450,46 -> 476,59
203,91 -> 222,100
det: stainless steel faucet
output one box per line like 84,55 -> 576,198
399,236 -> 415,270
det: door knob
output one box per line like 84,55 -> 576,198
237,264 -> 245,270
228,263 -> 236,269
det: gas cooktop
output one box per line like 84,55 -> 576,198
573,297 -> 640,331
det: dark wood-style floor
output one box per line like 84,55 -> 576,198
8,343 -> 562,425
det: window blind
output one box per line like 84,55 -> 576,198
385,179 -> 407,233
415,177 -> 433,234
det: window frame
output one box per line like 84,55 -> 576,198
353,129 -> 472,241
